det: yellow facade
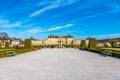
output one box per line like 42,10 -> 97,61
0,39 -> 10,46
32,40 -> 43,46
32,35 -> 81,46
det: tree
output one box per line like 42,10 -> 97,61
80,40 -> 85,48
112,41 -> 117,48
5,42 -> 10,48
88,38 -> 96,48
24,39 -> 32,49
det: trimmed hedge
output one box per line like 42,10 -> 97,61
0,43 -> 1,49
85,48 -> 120,58
87,48 -> 103,53
112,41 -> 117,48
5,42 -> 10,48
24,39 -> 32,49
0,51 -> 6,58
64,45 -> 79,48
15,49 -> 32,54
112,52 -> 120,58
80,40 -> 86,48
0,48 -> 33,58
88,38 -> 96,48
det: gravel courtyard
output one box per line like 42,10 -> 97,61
0,48 -> 120,80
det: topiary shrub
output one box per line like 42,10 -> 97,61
24,39 -> 32,49
80,40 -> 86,48
0,51 -> 6,58
88,38 -> 96,49
0,43 -> 1,49
112,41 -> 117,48
5,42 -> 10,49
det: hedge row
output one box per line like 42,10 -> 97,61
84,48 -> 120,58
0,51 -> 6,58
0,48 -> 33,58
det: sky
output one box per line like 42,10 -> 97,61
0,0 -> 120,40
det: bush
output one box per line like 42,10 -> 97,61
86,48 -> 120,58
64,45 -> 73,48
87,48 -> 103,53
112,52 -> 120,58
36,45 -> 44,49
46,45 -> 50,48
0,51 -> 6,58
50,45 -> 57,48
15,46 -> 24,49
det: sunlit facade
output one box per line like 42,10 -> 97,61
32,34 -> 81,46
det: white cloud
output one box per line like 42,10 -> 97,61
83,13 -> 107,19
27,27 -> 43,34
23,23 -> 73,35
29,0 -> 78,17
69,10 -> 112,23
4,22 -> 21,28
18,27 -> 43,38
0,19 -> 21,28
65,23 -> 73,27
39,1 -> 47,5
29,5 -> 58,17
47,26 -> 63,31
47,23 -> 73,31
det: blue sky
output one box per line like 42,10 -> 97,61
0,0 -> 120,40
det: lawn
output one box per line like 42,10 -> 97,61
0,48 -> 34,58
86,47 -> 120,58
99,48 -> 120,51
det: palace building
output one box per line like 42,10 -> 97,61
0,32 -> 10,47
32,34 -> 81,47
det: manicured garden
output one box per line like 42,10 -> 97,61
0,39 -> 38,58
80,38 -> 120,58
1,38 -> 120,58
0,48 -> 33,58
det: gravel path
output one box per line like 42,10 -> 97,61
0,48 -> 120,80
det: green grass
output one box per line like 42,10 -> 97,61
0,49 -> 13,51
0,49 -> 14,58
98,48 -> 120,52
15,49 -> 32,54
85,47 -> 120,58
0,47 -> 38,58
98,48 -> 120,58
